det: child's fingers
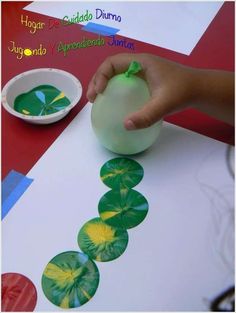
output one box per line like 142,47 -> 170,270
87,53 -> 147,102
124,96 -> 170,130
86,75 -> 97,102
92,57 -> 116,94
86,58 -> 115,101
94,71 -> 110,94
93,53 -> 140,92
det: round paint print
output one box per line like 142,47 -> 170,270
78,217 -> 129,262
41,251 -> 99,309
98,189 -> 149,229
100,158 -> 144,189
1,273 -> 37,312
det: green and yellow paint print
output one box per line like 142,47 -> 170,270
41,251 -> 99,308
77,217 -> 129,262
41,158 -> 148,309
100,158 -> 144,189
98,188 -> 149,229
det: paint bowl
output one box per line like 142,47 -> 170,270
1,68 -> 82,124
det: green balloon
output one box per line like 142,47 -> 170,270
91,62 -> 162,155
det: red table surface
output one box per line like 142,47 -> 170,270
2,1 -> 234,179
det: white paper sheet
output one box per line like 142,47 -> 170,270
2,104 -> 234,311
24,1 -> 223,55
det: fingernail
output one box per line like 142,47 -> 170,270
125,120 -> 136,130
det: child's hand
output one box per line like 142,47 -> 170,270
87,53 -> 234,128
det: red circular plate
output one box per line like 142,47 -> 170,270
2,273 -> 37,312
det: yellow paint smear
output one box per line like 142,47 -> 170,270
50,92 -> 65,105
80,288 -> 91,300
22,109 -> 30,115
85,221 -> 115,245
44,263 -> 83,288
100,211 -> 120,220
101,168 -> 127,181
60,295 -> 70,308
96,255 -> 102,262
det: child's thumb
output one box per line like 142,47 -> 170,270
124,98 -> 167,130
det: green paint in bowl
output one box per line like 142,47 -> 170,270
14,85 -> 70,116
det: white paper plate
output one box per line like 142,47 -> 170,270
2,68 -> 82,124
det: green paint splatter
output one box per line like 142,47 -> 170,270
41,251 -> 99,308
14,85 -> 70,116
78,217 -> 129,262
100,158 -> 144,190
99,189 -> 148,229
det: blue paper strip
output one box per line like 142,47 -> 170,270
82,22 -> 120,36
2,170 -> 33,220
